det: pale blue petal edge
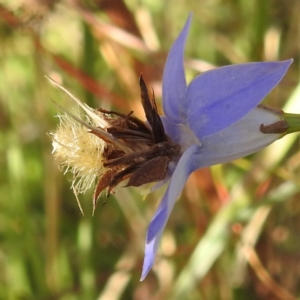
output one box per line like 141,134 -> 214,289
140,144 -> 201,280
140,231 -> 163,281
162,14 -> 192,124
198,107 -> 281,167
186,59 -> 293,138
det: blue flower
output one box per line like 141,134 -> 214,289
140,14 -> 292,280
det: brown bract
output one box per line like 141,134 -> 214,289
92,76 -> 180,208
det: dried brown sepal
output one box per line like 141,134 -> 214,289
108,164 -> 140,192
98,108 -> 151,134
127,156 -> 170,187
260,120 -> 288,134
59,75 -> 181,211
93,167 -> 122,211
257,104 -> 284,116
107,127 -> 152,141
139,76 -> 168,143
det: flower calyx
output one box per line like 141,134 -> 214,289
93,76 -> 180,205
259,104 -> 288,134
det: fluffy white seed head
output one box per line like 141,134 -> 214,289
51,111 -> 107,194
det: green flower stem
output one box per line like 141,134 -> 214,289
283,113 -> 300,134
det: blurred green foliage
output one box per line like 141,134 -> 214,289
0,0 -> 300,299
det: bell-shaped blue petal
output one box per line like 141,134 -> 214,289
140,13 -> 293,281
198,106 -> 282,166
187,60 -> 292,138
162,14 -> 192,124
141,144 -> 202,280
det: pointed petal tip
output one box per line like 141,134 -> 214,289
140,268 -> 151,281
186,12 -> 193,27
162,14 -> 192,124
140,268 -> 150,282
285,58 -> 293,65
278,58 -> 293,71
140,235 -> 160,281
281,58 -> 293,73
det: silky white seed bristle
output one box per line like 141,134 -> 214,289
51,111 -> 106,194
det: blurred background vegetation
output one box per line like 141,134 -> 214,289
0,0 -> 300,299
